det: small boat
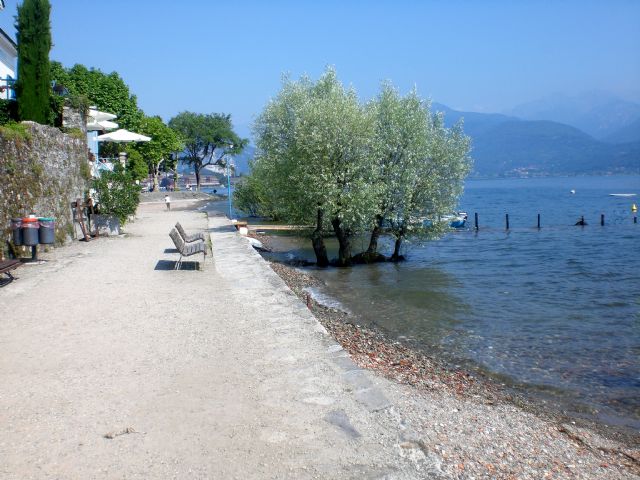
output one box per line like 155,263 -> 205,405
609,193 -> 637,197
441,212 -> 468,229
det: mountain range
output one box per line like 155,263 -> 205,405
433,94 -> 640,177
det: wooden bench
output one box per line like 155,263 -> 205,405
175,222 -> 206,243
169,228 -> 206,270
0,259 -> 22,284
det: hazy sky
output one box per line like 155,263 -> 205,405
1,0 -> 639,136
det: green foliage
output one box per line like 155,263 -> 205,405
251,67 -> 376,265
79,160 -> 92,181
15,0 -> 52,124
135,116 -> 183,168
369,83 -> 471,243
48,93 -> 63,126
61,127 -> 85,140
248,69 -> 472,264
0,121 -> 32,142
233,173 -> 273,217
92,169 -> 140,225
132,115 -> 183,189
50,61 -> 144,131
66,93 -> 91,114
168,111 -> 246,188
0,99 -> 19,125
123,147 -> 149,181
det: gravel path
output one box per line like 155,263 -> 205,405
0,201 -> 637,479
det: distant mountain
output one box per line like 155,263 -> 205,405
232,144 -> 255,175
433,104 -> 640,176
603,118 -> 640,144
431,103 -> 518,138
508,92 -> 640,140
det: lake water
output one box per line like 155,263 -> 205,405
263,175 -> 640,433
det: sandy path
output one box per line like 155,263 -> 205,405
0,202 -> 427,479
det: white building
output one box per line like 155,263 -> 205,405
0,27 -> 17,100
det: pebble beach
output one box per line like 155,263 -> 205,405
266,257 -> 640,479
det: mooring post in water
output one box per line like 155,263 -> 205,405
635,215 -> 637,224
505,213 -> 510,230
474,212 -> 479,230
601,214 -> 605,226
537,213 -> 541,229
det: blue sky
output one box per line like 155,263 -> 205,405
1,0 -> 639,137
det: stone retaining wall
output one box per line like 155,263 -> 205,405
0,121 -> 89,255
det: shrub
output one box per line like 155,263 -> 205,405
92,169 -> 140,225
0,121 -> 32,141
0,99 -> 18,125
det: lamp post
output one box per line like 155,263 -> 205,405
227,144 -> 233,219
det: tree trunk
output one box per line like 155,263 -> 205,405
195,168 -> 201,191
173,170 -> 180,191
331,217 -> 352,267
390,233 -> 405,262
311,209 -> 329,268
152,161 -> 161,191
366,214 -> 384,254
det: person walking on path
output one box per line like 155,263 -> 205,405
164,194 -> 171,211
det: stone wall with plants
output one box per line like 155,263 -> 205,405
0,121 -> 90,256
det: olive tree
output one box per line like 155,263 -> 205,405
367,83 -> 471,261
252,68 -> 376,267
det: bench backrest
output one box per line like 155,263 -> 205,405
169,228 -> 185,253
175,222 -> 187,240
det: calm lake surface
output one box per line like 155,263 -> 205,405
263,175 -> 640,432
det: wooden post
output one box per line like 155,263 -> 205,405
306,293 -> 311,309
635,216 -> 637,224
537,214 -> 541,229
474,212 -> 479,231
505,214 -> 510,230
601,214 -> 605,226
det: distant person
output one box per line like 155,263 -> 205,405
164,194 -> 171,211
575,216 -> 587,226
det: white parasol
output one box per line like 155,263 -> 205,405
86,119 -> 119,132
96,129 -> 151,142
88,108 -> 117,122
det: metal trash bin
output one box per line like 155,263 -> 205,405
38,217 -> 55,244
21,217 -> 40,246
11,218 -> 22,245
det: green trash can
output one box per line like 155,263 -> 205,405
11,218 -> 22,245
38,217 -> 55,244
22,217 -> 40,246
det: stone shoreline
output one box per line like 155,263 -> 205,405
265,258 -> 640,479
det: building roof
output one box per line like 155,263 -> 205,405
0,27 -> 17,51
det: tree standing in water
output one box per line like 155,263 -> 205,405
251,68 -> 376,267
239,69 -> 471,266
367,83 -> 471,262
